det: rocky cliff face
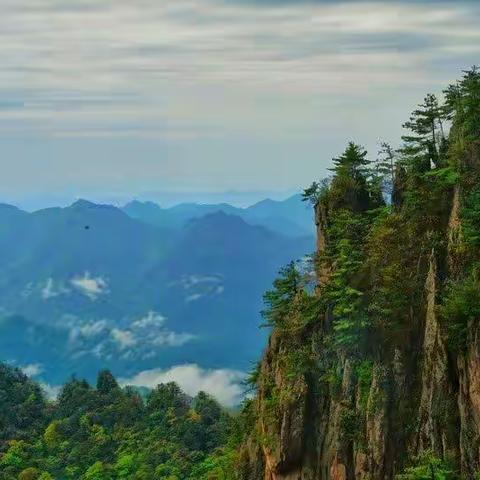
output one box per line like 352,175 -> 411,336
237,73 -> 480,478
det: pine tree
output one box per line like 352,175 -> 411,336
302,179 -> 330,206
329,142 -> 371,179
328,143 -> 378,212
444,66 -> 480,170
401,93 -> 446,170
374,142 -> 396,200
96,370 -> 119,395
262,261 -> 301,327
446,67 -> 480,142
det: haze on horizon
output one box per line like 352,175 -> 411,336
1,0 -> 480,208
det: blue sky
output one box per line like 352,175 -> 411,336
1,0 -> 479,208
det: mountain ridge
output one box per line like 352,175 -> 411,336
0,196 -> 314,385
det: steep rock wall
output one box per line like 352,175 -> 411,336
240,179 -> 480,480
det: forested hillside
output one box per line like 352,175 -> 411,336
0,363 -> 242,479
234,68 -> 480,479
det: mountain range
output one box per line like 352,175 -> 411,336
0,195 -> 314,387
122,193 -> 314,237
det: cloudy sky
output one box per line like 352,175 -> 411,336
1,0 -> 479,207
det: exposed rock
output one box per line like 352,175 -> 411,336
458,321 -> 480,476
315,200 -> 328,255
417,250 -> 457,456
364,365 -> 390,479
448,184 -> 464,276
240,138 -> 480,480
257,331 -> 309,480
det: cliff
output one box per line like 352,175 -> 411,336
237,68 -> 480,479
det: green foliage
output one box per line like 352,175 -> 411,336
43,421 -> 61,450
444,66 -> 480,165
302,180 -> 329,206
329,142 -> 371,178
320,210 -> 372,348
38,474 -> 53,480
396,452 -> 456,480
96,370 -> 120,395
339,407 -> 361,443
114,454 -> 136,478
0,363 -> 236,480
401,93 -> 447,170
356,360 -> 373,413
462,185 -> 480,248
18,467 -> 39,480
261,261 -> 319,332
424,167 -> 459,189
440,269 -> 480,349
328,142 -> 383,212
244,362 -> 261,392
190,447 -> 237,480
262,261 -> 301,327
84,461 -> 111,480
375,142 -> 396,192
0,365 -> 46,448
245,67 -> 480,480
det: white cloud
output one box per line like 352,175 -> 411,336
41,278 -> 70,300
22,282 -> 34,298
120,364 -> 246,407
80,320 -> 109,337
42,279 -> 57,300
21,363 -> 43,377
151,331 -> 195,348
66,311 -> 195,360
178,274 -> 225,303
186,293 -> 203,303
132,310 -> 166,329
40,382 -> 61,400
111,328 -> 137,349
1,0 -> 479,140
185,275 -> 222,286
68,319 -> 109,343
70,272 -> 109,300
111,311 -> 195,351
1,0 -> 480,197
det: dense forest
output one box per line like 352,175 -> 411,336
1,67 -> 479,479
0,363 -> 244,479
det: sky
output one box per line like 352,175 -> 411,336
1,0 -> 480,208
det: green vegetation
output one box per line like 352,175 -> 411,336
0,364 -> 244,480
396,452 -> 456,480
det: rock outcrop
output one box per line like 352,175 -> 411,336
238,69 -> 480,480
239,160 -> 480,480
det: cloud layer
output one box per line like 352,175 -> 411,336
70,272 -> 109,300
121,363 -> 246,406
66,310 -> 196,361
38,274 -> 108,301
1,0 -> 479,196
31,363 -> 246,405
2,0 -> 478,131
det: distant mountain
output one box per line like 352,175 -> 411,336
122,194 -> 314,237
243,194 -> 313,236
0,199 -> 168,323
122,200 -> 172,229
163,212 -> 312,355
0,199 -> 314,385
122,200 -> 240,230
